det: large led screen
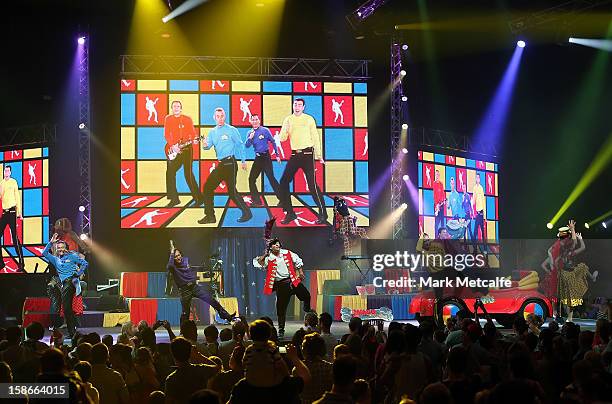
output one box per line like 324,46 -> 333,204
0,147 -> 50,273
120,79 -> 369,228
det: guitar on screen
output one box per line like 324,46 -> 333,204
164,134 -> 203,161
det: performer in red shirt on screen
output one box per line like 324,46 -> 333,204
164,100 -> 203,207
433,169 -> 446,234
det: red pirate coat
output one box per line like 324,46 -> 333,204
262,250 -> 302,295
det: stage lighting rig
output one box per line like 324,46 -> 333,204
346,0 -> 389,30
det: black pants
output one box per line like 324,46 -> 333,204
166,145 -> 201,201
47,277 -> 63,329
473,210 -> 485,248
249,153 -> 281,202
274,279 -> 311,332
279,150 -> 325,217
202,157 -> 249,217
179,283 -> 231,325
61,278 -> 77,336
0,208 -> 24,270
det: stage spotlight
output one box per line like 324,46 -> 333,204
78,205 -> 86,212
584,222 -> 590,229
78,123 -> 86,130
401,123 -> 408,130
603,222 -> 608,229
401,44 -> 408,50
77,37 -> 86,45
400,203 -> 408,210
517,40 -> 526,48
546,222 -> 553,229
402,174 -> 409,181
400,70 -> 406,76
401,96 -> 408,102
80,233 -> 89,241
401,148 -> 408,154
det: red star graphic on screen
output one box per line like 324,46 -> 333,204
120,79 -> 135,91
4,150 -> 22,161
355,129 -> 368,160
292,82 -> 322,93
231,94 -> 261,127
455,168 -> 467,193
121,208 -> 177,228
120,161 -> 136,194
121,195 -> 162,208
323,96 -> 353,127
200,80 -> 230,92
200,162 -> 228,193
294,161 -> 324,193
268,208 -> 325,227
22,160 -> 42,189
136,93 -> 168,126
486,172 -> 496,196
267,128 -> 292,161
422,163 -> 435,189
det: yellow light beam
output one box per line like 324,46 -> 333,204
587,209 -> 612,227
550,133 -> 612,226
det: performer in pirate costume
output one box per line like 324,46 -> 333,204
253,237 -> 312,338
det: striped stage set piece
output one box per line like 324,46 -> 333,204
156,298 -> 182,326
127,298 -> 158,325
103,312 -> 131,327
120,272 -> 149,298
147,272 -> 168,298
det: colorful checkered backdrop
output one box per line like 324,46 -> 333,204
0,147 -> 50,274
120,79 -> 369,228
418,150 -> 500,266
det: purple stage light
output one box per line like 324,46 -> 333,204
472,43 -> 524,152
78,36 -> 86,45
517,40 -> 526,48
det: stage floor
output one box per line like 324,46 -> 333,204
43,318 -> 596,346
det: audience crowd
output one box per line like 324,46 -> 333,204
0,310 -> 611,403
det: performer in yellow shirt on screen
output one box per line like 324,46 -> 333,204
278,98 -> 327,225
0,165 -> 25,272
472,173 -> 486,252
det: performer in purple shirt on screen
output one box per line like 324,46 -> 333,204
245,114 -> 282,206
167,240 -> 235,324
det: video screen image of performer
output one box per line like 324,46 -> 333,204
198,107 -> 252,224
167,240 -> 236,325
433,169 -> 446,233
471,173 -> 486,250
333,196 -> 367,257
42,233 -> 88,338
47,218 -> 90,331
278,98 -> 327,225
541,220 -> 598,321
164,100 -> 203,207
245,114 -> 281,206
0,164 -> 25,272
253,238 -> 312,338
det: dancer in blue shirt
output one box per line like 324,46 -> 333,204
245,114 -> 282,206
42,233 -> 88,337
199,107 -> 252,224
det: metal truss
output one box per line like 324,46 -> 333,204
409,127 -> 499,159
0,124 -> 56,149
120,55 -> 370,80
78,33 -> 92,238
509,0 -> 612,34
390,41 -> 405,240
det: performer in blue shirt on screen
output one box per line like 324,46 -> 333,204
199,107 -> 252,224
245,114 -> 282,206
42,233 -> 88,338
